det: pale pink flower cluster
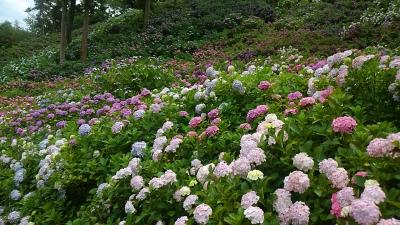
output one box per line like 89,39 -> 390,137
283,171 -> 310,193
377,218 -> 400,225
153,136 -> 168,150
331,116 -> 357,133
190,159 -> 203,175
367,132 -> 400,157
196,164 -> 215,183
130,175 -> 144,191
336,187 -> 355,207
193,204 -> 212,224
239,123 -> 252,130
350,199 -> 381,225
334,65 -> 348,86
183,194 -> 198,211
240,190 -> 264,224
273,189 -> 292,214
164,137 -> 183,153
162,121 -> 174,132
239,134 -> 266,166
256,114 -> 287,145
149,170 -> 177,189
279,201 -> 310,225
352,55 -> 375,69
152,136 -> 168,161
361,182 -> 386,204
319,158 -> 349,189
174,216 -> 188,225
136,187 -> 150,201
244,206 -> 264,224
230,157 -> 251,177
128,158 -> 141,175
318,158 -> 338,175
299,97 -> 316,107
312,86 -> 333,103
241,191 -> 260,209
284,108 -> 298,116
211,118 -> 221,126
292,153 -> 314,172
328,179 -> 386,223
330,168 -> 350,189
330,187 -> 355,218
111,121 -> 125,134
213,161 -> 232,178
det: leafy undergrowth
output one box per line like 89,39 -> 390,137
0,47 -> 400,225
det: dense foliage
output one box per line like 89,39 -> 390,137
0,46 -> 400,224
0,1 -> 400,224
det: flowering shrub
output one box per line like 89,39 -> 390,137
0,47 -> 400,225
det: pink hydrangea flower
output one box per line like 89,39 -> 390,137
283,171 -> 310,193
130,176 -> 144,191
329,168 -> 350,189
187,131 -> 198,137
239,123 -> 252,130
319,158 -> 338,177
258,81 -> 271,91
350,199 -> 381,225
179,111 -> 189,117
211,118 -> 221,125
284,108 -> 298,116
246,105 -> 269,122
273,189 -> 292,214
377,218 -> 400,225
213,161 -> 232,178
244,206 -> 264,224
287,91 -> 303,100
230,157 -> 251,177
205,125 -> 219,137
336,187 -> 355,207
189,116 -> 203,128
331,116 -> 357,133
207,109 -> 219,119
241,191 -> 260,209
193,204 -> 212,225
361,185 -> 386,204
174,216 -> 188,225
330,193 -> 341,218
367,138 -> 394,157
299,97 -> 316,107
286,201 -> 310,225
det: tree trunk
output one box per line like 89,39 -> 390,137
81,0 -> 90,61
143,0 -> 151,27
60,0 -> 67,65
66,0 -> 76,44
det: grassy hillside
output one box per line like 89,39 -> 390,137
1,0 -> 399,83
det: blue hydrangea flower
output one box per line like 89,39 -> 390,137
131,141 -> 146,158
134,110 -> 145,120
78,124 -> 91,136
232,80 -> 246,94
10,190 -> 21,201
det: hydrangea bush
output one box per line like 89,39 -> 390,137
0,47 -> 399,225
